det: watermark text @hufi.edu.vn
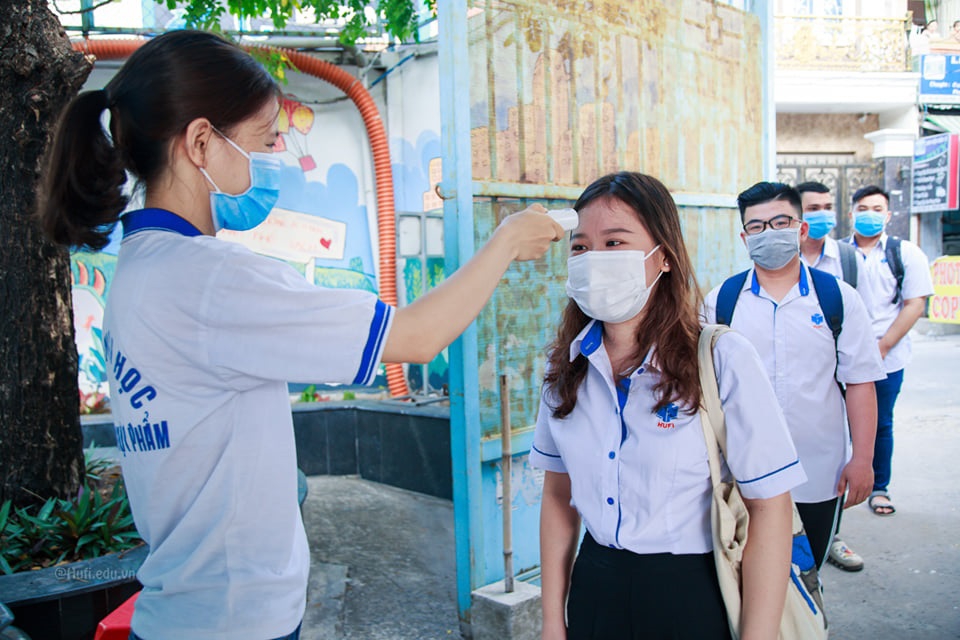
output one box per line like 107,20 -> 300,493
54,565 -> 137,581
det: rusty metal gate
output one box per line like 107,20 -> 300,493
777,161 -> 883,238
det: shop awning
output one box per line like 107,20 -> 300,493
923,114 -> 960,133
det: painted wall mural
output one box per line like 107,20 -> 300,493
72,87 -> 449,409
73,253 -> 116,414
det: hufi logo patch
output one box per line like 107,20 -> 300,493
656,403 -> 678,429
811,313 -> 825,328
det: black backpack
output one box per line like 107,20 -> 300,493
836,241 -> 858,289
841,235 -> 904,304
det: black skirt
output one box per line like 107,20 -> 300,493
566,532 -> 733,640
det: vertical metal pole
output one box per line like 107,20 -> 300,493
421,213 -> 429,394
499,374 -> 514,593
438,0 -> 483,623
80,0 -> 94,36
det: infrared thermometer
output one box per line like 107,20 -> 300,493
547,208 -> 579,231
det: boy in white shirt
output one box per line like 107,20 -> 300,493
843,185 -> 935,518
796,181 -> 863,571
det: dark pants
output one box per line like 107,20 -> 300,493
130,621 -> 301,640
566,533 -> 732,640
874,369 -> 904,493
796,496 -> 843,570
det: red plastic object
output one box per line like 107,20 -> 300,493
94,591 -> 140,640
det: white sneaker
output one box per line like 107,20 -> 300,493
827,537 -> 864,572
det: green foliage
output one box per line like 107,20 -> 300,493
248,47 -> 295,84
0,453 -> 141,575
297,385 -> 357,402
298,384 -> 330,402
167,0 -> 434,45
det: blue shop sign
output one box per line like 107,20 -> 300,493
920,55 -> 960,104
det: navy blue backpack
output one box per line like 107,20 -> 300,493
715,267 -> 844,384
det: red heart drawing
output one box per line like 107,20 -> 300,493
320,238 -> 332,250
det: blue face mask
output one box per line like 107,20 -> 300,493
200,129 -> 282,232
854,211 -> 886,238
804,210 -> 836,240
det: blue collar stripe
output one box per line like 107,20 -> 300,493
122,209 -> 203,239
752,266 -> 808,296
579,321 -> 604,357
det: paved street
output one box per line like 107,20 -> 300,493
300,322 -> 960,639
822,322 -> 960,639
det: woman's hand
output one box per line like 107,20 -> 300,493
494,204 -> 566,261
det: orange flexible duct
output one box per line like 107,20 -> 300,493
73,38 -> 411,399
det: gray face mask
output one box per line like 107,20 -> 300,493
746,227 -> 799,270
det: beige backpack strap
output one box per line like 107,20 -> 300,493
698,324 -> 733,482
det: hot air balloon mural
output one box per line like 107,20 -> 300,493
277,97 -> 317,172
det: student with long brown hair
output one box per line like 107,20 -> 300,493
39,30 -> 562,640
530,172 -> 805,639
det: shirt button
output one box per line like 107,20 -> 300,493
608,543 -> 616,549
606,497 -> 614,505
608,451 -> 616,459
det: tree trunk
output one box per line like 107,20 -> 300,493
0,1 -> 93,506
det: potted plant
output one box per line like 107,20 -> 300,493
0,453 -> 145,640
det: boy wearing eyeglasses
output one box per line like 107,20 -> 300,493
702,181 -> 885,570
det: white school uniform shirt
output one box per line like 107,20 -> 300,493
703,265 -> 886,504
529,320 -> 806,555
848,234 -> 935,373
800,236 -> 843,280
104,209 -> 393,640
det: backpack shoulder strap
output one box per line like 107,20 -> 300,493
698,324 -> 733,458
836,241 -> 858,289
885,236 -> 905,304
715,270 -> 750,327
808,267 -> 843,343
808,267 -> 845,392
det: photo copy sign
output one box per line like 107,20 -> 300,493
930,256 -> 960,324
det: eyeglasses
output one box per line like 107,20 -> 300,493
743,214 -> 799,236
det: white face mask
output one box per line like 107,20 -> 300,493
565,246 -> 663,323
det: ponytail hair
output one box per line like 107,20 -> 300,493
39,30 -> 279,251
40,88 -> 128,250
